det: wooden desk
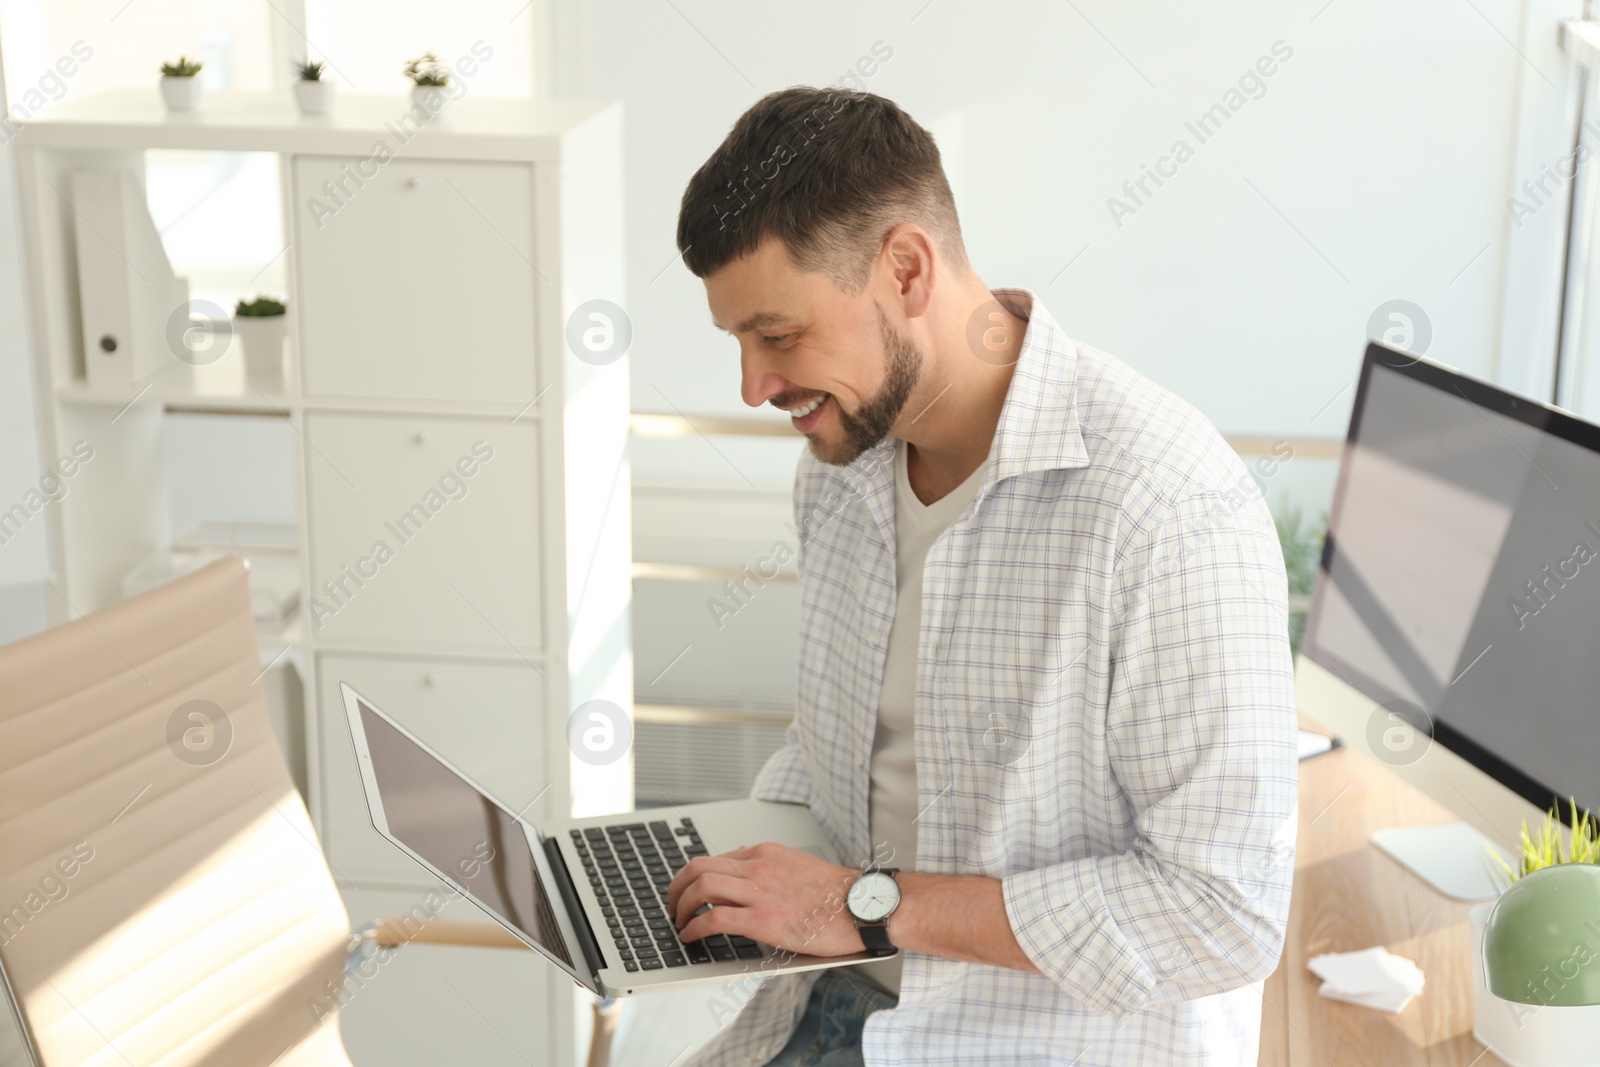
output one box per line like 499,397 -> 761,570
1258,715 -> 1507,1065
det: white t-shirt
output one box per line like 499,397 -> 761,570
858,437 -> 987,996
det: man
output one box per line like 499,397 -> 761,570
665,86 -> 1298,1066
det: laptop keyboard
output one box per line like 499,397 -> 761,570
570,817 -> 768,972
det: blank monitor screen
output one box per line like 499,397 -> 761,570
1305,345 -> 1600,818
357,699 -> 573,968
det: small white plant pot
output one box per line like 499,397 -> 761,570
160,76 -> 201,111
294,79 -> 334,115
410,84 -> 451,118
1471,901 -> 1600,1067
233,315 -> 286,377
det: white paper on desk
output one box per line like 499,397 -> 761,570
1297,730 -> 1334,760
1308,947 -> 1425,1014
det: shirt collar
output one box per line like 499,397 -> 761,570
838,287 -> 1090,543
981,287 -> 1092,490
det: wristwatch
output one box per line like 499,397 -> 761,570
846,867 -> 901,956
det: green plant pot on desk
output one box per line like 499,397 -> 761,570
1472,802 -> 1600,1067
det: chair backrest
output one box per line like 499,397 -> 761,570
0,557 -> 352,1066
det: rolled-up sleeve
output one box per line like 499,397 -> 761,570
1001,487 -> 1299,1019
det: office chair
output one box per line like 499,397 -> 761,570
0,557 -> 616,1066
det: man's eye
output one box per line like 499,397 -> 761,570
762,333 -> 792,346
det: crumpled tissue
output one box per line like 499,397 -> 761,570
1307,947 -> 1425,1013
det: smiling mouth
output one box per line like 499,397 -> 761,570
780,393 -> 829,418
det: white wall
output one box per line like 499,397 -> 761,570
549,0 -> 1568,481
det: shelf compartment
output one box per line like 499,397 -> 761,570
292,155 -> 539,405
302,411 -> 544,649
56,324 -> 294,414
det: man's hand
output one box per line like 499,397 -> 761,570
667,841 -> 1044,974
666,841 -> 867,956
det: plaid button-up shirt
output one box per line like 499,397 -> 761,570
686,289 -> 1298,1066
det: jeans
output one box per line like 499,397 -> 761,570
763,968 -> 899,1066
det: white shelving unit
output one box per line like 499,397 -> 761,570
13,90 -> 631,1066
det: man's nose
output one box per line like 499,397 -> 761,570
740,348 -> 786,409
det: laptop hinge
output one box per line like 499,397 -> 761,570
542,835 -> 605,982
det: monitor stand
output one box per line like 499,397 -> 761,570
1370,823 -> 1510,902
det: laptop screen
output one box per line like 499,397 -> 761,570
357,699 -> 573,968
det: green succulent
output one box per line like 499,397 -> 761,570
235,296 -> 287,318
403,52 -> 450,87
160,56 -> 202,78
294,58 -> 326,82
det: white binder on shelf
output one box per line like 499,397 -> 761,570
69,168 -> 189,386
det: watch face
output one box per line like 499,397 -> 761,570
847,871 -> 900,922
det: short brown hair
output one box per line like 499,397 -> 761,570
676,87 -> 966,290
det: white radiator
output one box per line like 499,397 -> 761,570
634,718 -> 791,806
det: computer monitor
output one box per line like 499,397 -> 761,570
1298,342 -> 1600,900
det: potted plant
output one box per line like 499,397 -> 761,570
293,58 -> 333,114
233,296 -> 287,376
1275,505 -> 1326,658
159,56 -> 203,111
403,52 -> 452,116
1471,800 -> 1600,1066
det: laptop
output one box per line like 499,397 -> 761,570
340,682 -> 887,996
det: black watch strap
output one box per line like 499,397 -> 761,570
857,922 -> 895,956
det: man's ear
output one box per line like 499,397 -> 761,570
880,223 -> 937,319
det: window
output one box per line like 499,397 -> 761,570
302,0 -> 535,98
0,1 -> 277,104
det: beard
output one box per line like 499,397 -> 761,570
812,303 -> 922,466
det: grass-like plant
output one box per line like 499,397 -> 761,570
1275,504 -> 1326,658
235,296 -> 286,317
403,52 -> 450,87
160,56 -> 202,78
294,58 -> 326,82
1491,798 -> 1600,888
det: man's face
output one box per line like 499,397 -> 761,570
705,236 -> 922,466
